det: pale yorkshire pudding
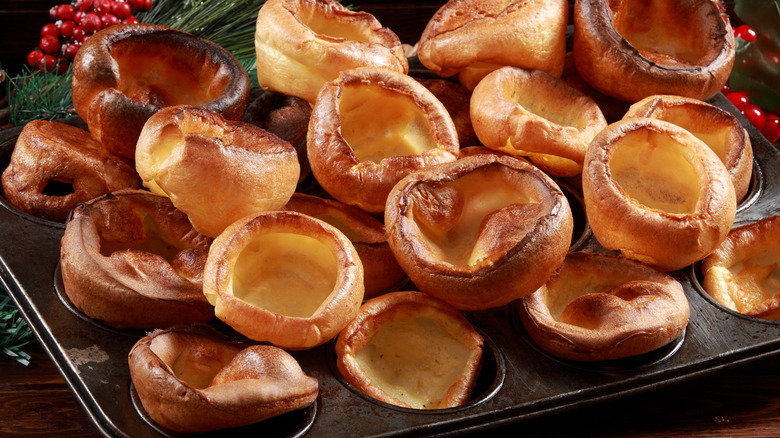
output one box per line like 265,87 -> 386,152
417,78 -> 478,147
701,215 -> 780,321
308,67 -> 459,213
72,23 -> 250,158
417,0 -> 568,91
203,211 -> 364,350
573,0 -> 735,103
471,66 -> 608,177
583,118 -> 736,272
623,94 -> 753,203
335,291 -> 483,409
1,120 -> 139,222
136,105 -> 299,238
59,190 -> 214,329
243,88 -> 313,183
254,0 -> 408,104
283,193 -> 405,298
518,252 -> 690,362
385,154 -> 573,311
128,324 -> 319,433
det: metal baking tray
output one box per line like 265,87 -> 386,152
2,93 -> 780,437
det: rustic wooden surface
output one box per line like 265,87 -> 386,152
2,342 -> 780,437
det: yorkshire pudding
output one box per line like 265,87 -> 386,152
243,88 -> 313,183
518,252 -> 690,362
573,0 -> 735,102
583,118 -> 736,272
283,193 -> 405,298
623,94 -> 753,202
385,154 -> 573,311
203,211 -> 364,350
418,0 -> 568,90
335,291 -> 483,409
701,215 -> 780,320
136,105 -> 299,238
1,120 -> 139,222
308,67 -> 459,213
471,66 -> 608,177
128,324 -> 318,433
254,0 -> 408,104
72,23 -> 250,158
59,190 -> 214,329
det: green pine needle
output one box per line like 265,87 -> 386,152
7,64 -> 75,126
1,288 -> 34,366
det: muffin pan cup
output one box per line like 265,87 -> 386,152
3,92 -> 780,437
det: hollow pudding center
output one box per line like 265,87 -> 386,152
354,314 -> 472,409
230,232 -> 337,318
298,2 -> 372,42
609,0 -> 717,66
151,336 -> 241,389
112,36 -> 228,107
609,129 -> 701,214
339,83 -> 438,163
645,105 -> 733,163
412,167 -> 544,267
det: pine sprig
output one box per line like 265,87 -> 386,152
1,288 -> 34,366
7,64 -> 75,126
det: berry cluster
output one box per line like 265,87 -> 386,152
27,0 -> 152,73
723,24 -> 780,144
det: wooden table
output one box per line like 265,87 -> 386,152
2,341 -> 779,437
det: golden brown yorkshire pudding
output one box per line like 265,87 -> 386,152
385,154 -> 573,311
283,193 -> 405,298
308,67 -> 459,213
128,324 -> 318,433
416,78 -> 478,147
471,66 -> 608,177
623,94 -> 753,203
203,211 -> 364,350
583,118 -> 736,272
72,23 -> 250,158
418,0 -> 568,91
243,88 -> 313,183
335,291 -> 483,409
136,105 -> 299,238
254,0 -> 408,104
59,190 -> 214,329
518,252 -> 689,362
702,215 -> 780,321
1,120 -> 139,222
573,0 -> 735,103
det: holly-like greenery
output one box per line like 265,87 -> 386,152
1,288 -> 33,366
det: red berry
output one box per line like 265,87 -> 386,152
111,1 -> 132,18
81,12 -> 102,33
762,113 -> 780,143
141,0 -> 152,12
63,43 -> 80,60
74,10 -> 85,24
57,4 -> 76,21
27,49 -> 45,66
40,35 -> 61,54
41,23 -> 60,38
56,59 -> 71,75
122,15 -> 139,24
101,13 -> 119,28
94,0 -> 114,14
73,26 -> 86,43
75,0 -> 93,11
727,91 -> 751,111
49,6 -> 59,21
735,24 -> 757,42
721,83 -> 731,95
37,54 -> 58,72
742,103 -> 766,132
59,20 -> 76,38
128,0 -> 144,10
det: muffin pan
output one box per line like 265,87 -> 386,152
2,92 -> 780,437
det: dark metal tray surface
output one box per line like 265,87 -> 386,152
2,93 -> 780,438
